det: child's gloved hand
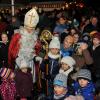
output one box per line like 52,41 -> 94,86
35,56 -> 43,64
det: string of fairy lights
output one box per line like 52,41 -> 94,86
0,1 -> 85,15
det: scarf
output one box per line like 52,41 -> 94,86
59,67 -> 73,76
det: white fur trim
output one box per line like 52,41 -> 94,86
48,52 -> 60,59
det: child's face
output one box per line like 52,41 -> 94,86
63,36 -> 73,49
50,48 -> 59,55
78,79 -> 89,87
21,68 -> 28,73
59,17 -> 66,25
54,85 -> 67,95
93,38 -> 100,46
61,63 -> 70,71
10,72 -> 15,79
1,34 -> 8,44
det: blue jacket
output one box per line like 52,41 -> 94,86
53,23 -> 69,35
72,81 -> 95,100
60,44 -> 74,57
40,56 -> 60,80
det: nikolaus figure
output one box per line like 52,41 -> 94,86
8,8 -> 42,83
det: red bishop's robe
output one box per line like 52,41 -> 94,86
8,33 -> 21,69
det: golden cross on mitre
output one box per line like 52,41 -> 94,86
28,13 -> 35,24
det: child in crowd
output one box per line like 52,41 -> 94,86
53,73 -> 69,100
40,36 -> 60,99
15,60 -> 33,100
0,33 -> 9,68
0,68 -> 16,100
59,56 -> 76,95
59,56 -> 76,77
72,69 -> 95,100
60,35 -> 74,57
53,15 -> 69,36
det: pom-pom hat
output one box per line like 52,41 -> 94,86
49,36 -> 60,49
0,68 -> 13,79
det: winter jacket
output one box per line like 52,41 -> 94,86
15,70 -> 33,98
60,44 -> 74,57
0,42 -> 9,68
53,23 -> 69,35
72,81 -> 95,100
40,56 -> 60,81
73,49 -> 93,70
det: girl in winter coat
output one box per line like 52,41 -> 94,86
40,36 -> 60,99
59,56 -> 76,95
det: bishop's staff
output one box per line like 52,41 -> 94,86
11,0 -> 15,16
40,30 -> 52,96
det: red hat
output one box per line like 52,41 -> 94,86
92,32 -> 100,40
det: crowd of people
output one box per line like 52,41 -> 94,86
0,5 -> 100,100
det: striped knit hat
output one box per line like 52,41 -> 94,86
0,68 -> 13,79
77,69 -> 91,81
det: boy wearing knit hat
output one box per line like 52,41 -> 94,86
53,73 -> 69,100
72,69 -> 95,100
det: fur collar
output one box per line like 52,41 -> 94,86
48,52 -> 60,59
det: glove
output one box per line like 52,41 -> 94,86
35,56 -> 43,64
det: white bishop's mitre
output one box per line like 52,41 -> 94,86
24,8 -> 39,29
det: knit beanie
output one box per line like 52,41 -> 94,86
77,69 -> 91,81
61,56 -> 76,67
0,68 -> 13,79
49,36 -> 60,49
54,73 -> 67,88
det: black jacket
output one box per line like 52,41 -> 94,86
0,42 -> 9,67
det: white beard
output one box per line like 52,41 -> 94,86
15,27 -> 38,68
15,27 -> 39,83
